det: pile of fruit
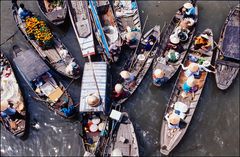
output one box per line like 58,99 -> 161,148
25,16 -> 53,49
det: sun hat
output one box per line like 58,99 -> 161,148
111,148 -> 123,157
202,60 -> 211,67
154,69 -> 165,78
92,117 -> 101,125
98,122 -> 105,131
89,123 -> 98,132
183,2 -> 193,9
201,34 -> 209,40
169,113 -> 180,125
186,76 -> 196,87
174,101 -> 188,113
115,83 -> 123,93
170,34 -> 180,44
137,54 -> 145,61
188,62 -> 199,72
120,71 -> 130,79
86,93 -> 100,107
0,100 -> 8,111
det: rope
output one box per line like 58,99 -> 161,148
0,29 -> 19,47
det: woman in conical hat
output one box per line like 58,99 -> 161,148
181,62 -> 216,78
115,83 -> 123,94
86,93 -> 100,107
152,69 -> 168,86
164,112 -> 180,129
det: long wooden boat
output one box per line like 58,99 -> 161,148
13,45 -> 77,119
0,52 -> 26,137
215,5 -> 240,90
160,29 -> 214,155
112,0 -> 141,41
79,62 -> 112,156
113,25 -> 161,107
37,0 -> 67,26
104,111 -> 139,156
152,1 -> 198,87
67,1 -> 95,57
12,3 -> 80,79
88,0 -> 122,62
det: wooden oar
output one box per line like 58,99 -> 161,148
129,15 -> 149,70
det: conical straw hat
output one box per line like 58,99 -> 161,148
111,148 -> 123,157
188,63 -> 199,72
183,2 -> 193,9
86,94 -> 100,107
1,100 -> 8,111
169,113 -> 180,125
154,69 -> 164,78
120,71 -> 130,79
115,83 -> 123,93
186,77 -> 196,87
201,34 -> 209,40
170,34 -> 180,44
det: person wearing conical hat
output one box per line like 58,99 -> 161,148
181,76 -> 198,98
181,62 -> 216,78
152,69 -> 168,86
124,26 -> 141,48
86,93 -> 100,107
112,83 -> 127,101
111,148 -> 123,157
167,34 -> 184,53
183,2 -> 196,19
194,33 -> 211,51
164,112 -> 181,129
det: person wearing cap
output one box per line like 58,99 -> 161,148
181,62 -> 216,78
152,69 -> 168,86
120,70 -> 136,89
194,34 -> 211,51
112,83 -> 127,101
183,2 -> 196,18
164,112 -> 181,129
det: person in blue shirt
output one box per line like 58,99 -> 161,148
18,3 -> 32,20
183,2 -> 196,19
152,69 -> 168,86
1,101 -> 24,121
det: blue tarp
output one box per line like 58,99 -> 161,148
88,0 -> 110,58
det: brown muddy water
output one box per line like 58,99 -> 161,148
0,1 -> 239,156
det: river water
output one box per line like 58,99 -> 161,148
0,1 -> 239,156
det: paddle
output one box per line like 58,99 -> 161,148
129,15 -> 149,70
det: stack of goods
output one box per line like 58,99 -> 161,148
25,17 -> 54,49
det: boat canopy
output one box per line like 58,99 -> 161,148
80,62 -> 108,112
13,49 -> 50,81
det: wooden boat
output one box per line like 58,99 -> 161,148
13,45 -> 77,119
112,0 -> 141,43
37,0 -> 67,25
67,1 -> 95,57
113,25 -> 161,107
152,1 -> 198,87
88,0 -> 122,62
79,62 -> 112,156
215,5 -> 240,90
0,52 -> 26,137
12,3 -> 80,79
160,29 -> 214,155
104,111 -> 139,156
